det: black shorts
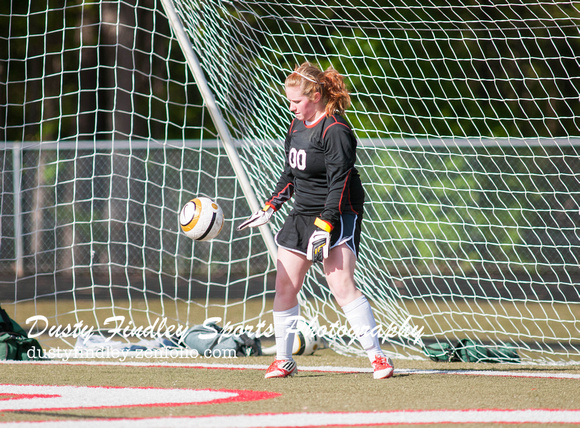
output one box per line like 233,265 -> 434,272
275,211 -> 362,257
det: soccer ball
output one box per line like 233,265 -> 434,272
260,318 -> 325,356
179,197 -> 224,241
292,318 -> 323,356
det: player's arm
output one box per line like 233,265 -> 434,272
237,175 -> 294,233
237,123 -> 295,231
319,121 -> 358,228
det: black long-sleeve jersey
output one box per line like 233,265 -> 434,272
266,114 -> 365,229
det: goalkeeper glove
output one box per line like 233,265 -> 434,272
237,205 -> 274,231
306,218 -> 332,263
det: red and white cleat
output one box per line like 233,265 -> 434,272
372,355 -> 394,379
265,359 -> 298,379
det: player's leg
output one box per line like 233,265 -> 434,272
323,243 -> 362,306
273,247 -> 310,311
266,247 -> 311,378
324,243 -> 394,379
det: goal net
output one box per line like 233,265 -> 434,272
2,0 -> 579,364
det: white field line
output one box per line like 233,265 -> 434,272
1,409 -> 580,427
0,384 -> 241,411
4,359 -> 580,379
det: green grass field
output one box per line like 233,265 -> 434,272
2,296 -> 580,427
2,352 -> 580,427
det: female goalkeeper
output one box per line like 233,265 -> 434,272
238,62 -> 393,380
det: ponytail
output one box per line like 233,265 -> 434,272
319,67 -> 351,116
285,62 -> 351,116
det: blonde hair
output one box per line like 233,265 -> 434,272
285,62 -> 351,116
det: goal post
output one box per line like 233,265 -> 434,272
159,0 -> 278,264
1,0 -> 579,364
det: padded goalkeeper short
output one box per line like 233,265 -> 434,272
275,211 -> 362,257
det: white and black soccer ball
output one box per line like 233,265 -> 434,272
292,318 -> 323,356
179,197 -> 224,241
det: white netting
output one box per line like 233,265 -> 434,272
169,0 -> 580,362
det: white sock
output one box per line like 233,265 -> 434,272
342,295 -> 385,362
273,304 -> 300,361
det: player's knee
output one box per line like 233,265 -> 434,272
275,278 -> 301,298
329,282 -> 360,306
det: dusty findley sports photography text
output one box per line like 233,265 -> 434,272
25,315 -> 423,344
